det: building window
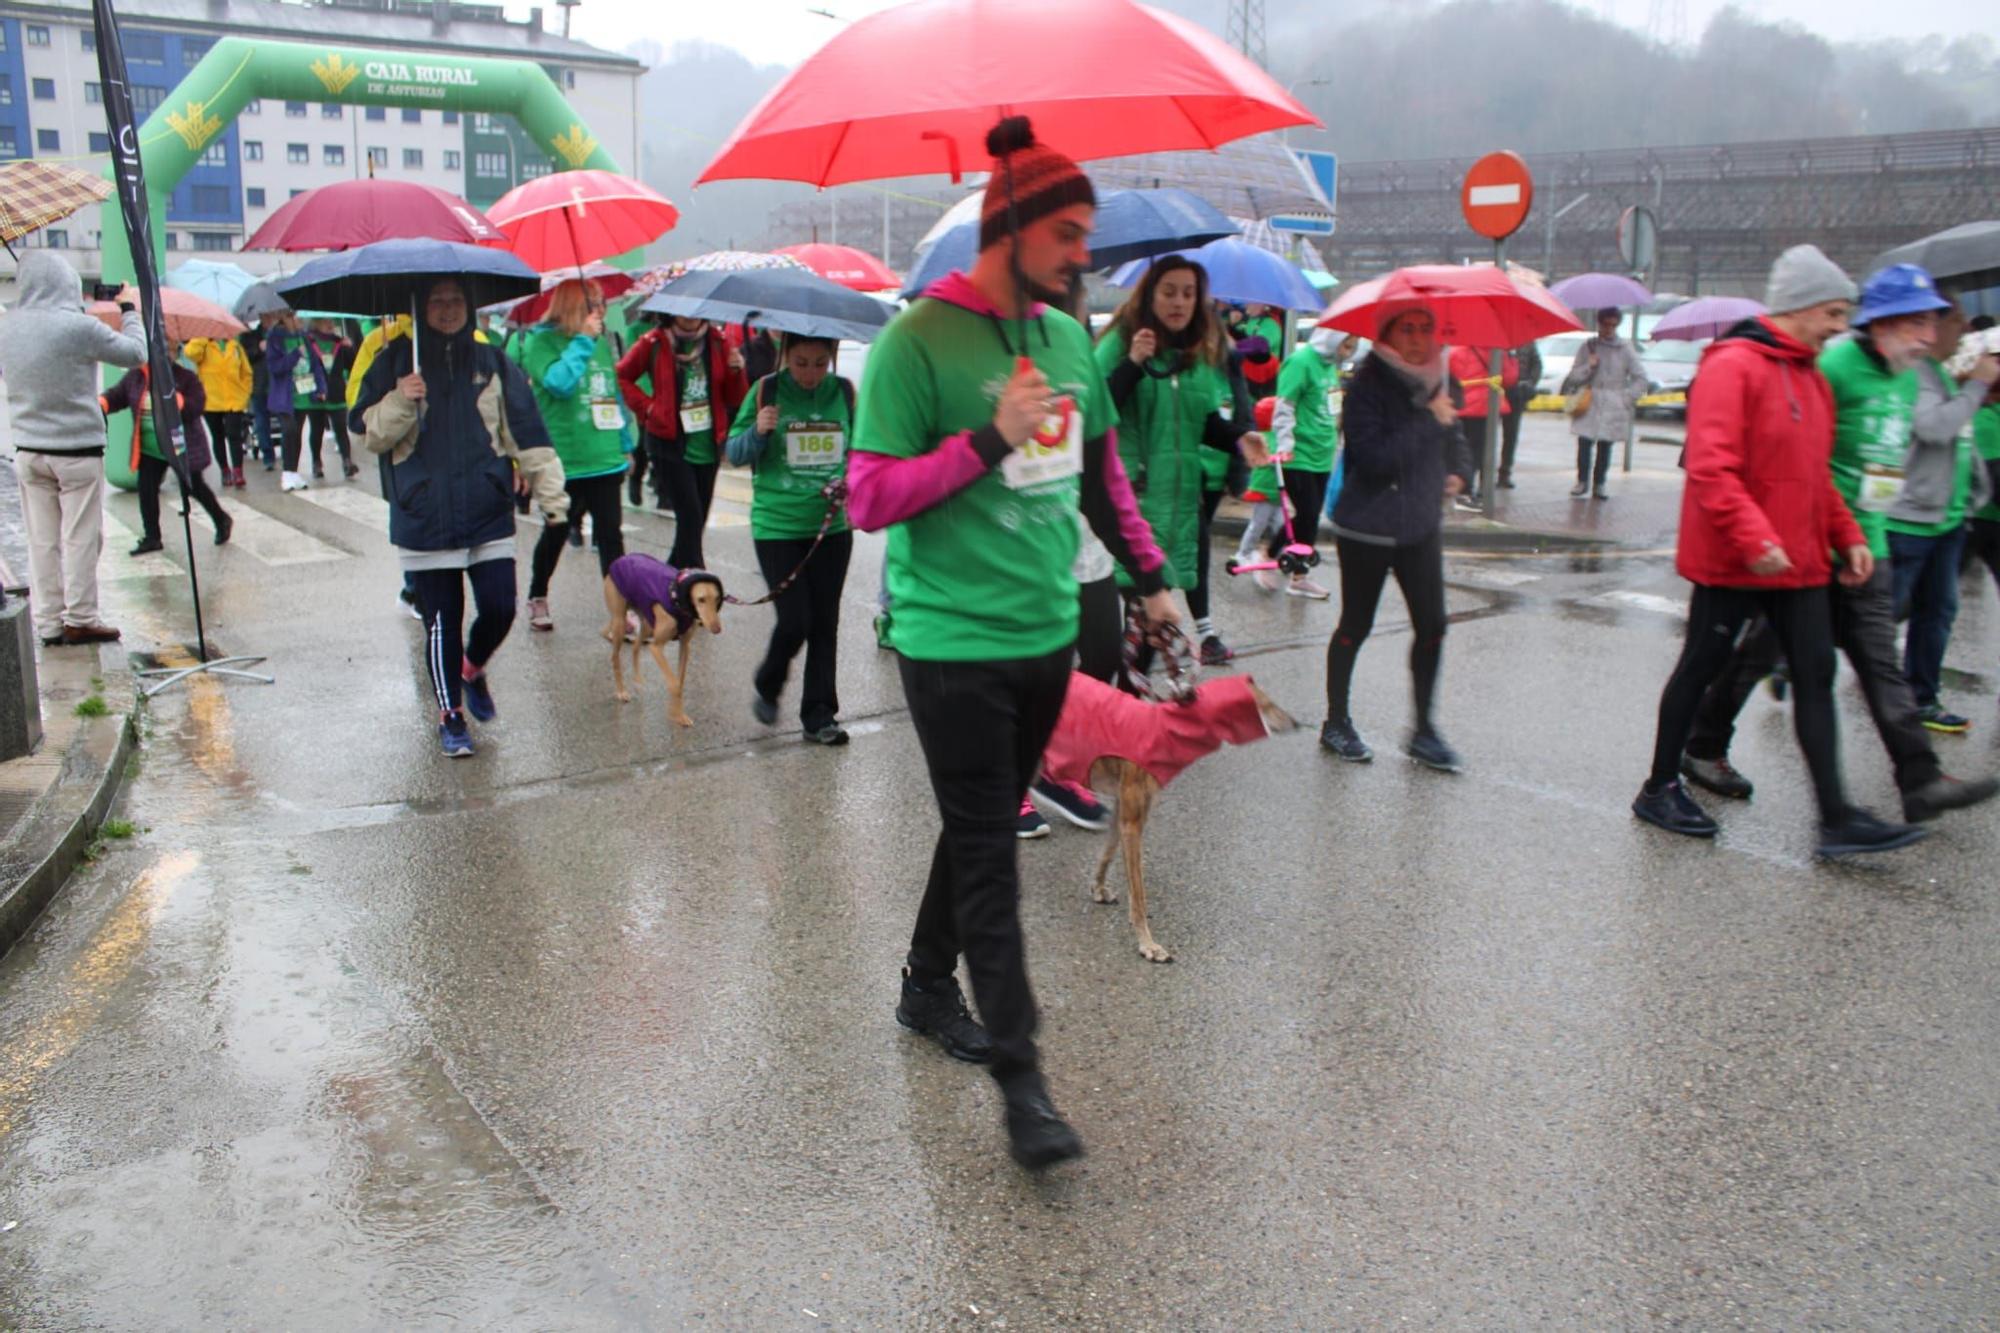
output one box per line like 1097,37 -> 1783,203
35,129 -> 57,152
43,229 -> 66,248
367,146 -> 387,169
285,100 -> 307,118
89,132 -> 110,153
321,103 -> 342,120
199,141 -> 227,167
133,85 -> 167,115
443,149 -> 461,170
290,189 -> 305,199
0,129 -> 15,158
26,25 -> 49,46
244,99 -> 261,114
246,187 -> 265,208
471,113 -> 492,132
125,32 -> 164,63
443,111 -> 459,126
566,70 -> 577,89
242,139 -> 262,161
323,144 -> 344,165
164,231 -> 181,250
31,77 -> 55,101
0,75 -> 11,106
80,30 -> 93,51
183,40 -> 211,68
286,143 -> 308,164
193,233 -> 233,252
402,147 -> 423,169
474,152 -> 508,178
521,161 -> 550,180
400,107 -> 420,125
191,184 -> 229,212
85,81 -> 102,104
365,106 -> 385,122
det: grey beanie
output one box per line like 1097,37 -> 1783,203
1765,244 -> 1858,315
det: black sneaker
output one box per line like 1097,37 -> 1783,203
1632,779 -> 1718,838
1319,717 -> 1373,762
1197,634 -> 1234,666
1681,753 -> 1752,800
1002,1077 -> 1084,1170
895,972 -> 993,1063
1817,808 -> 1927,858
804,721 -> 849,746
1406,726 -> 1464,773
751,693 -> 779,725
129,537 -> 164,556
567,524 -> 585,549
212,512 -> 233,546
1902,774 -> 2000,823
1766,664 -> 1790,702
1031,777 -> 1111,831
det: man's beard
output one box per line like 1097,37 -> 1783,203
1023,267 -> 1079,307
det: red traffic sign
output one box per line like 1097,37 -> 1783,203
1461,151 -> 1534,241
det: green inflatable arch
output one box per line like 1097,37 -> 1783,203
100,35 -> 625,487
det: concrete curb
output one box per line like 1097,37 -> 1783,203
0,705 -> 139,960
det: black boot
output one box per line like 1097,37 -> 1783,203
1000,1072 -> 1083,1169
895,970 -> 993,1063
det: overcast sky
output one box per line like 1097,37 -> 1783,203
552,0 -> 1987,67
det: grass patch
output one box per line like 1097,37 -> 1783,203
73,695 -> 110,718
100,819 -> 135,840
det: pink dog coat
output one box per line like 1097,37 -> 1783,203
1041,672 -> 1272,791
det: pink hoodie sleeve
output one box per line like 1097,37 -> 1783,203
846,434 -> 991,531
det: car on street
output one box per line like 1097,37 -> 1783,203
1637,338 -> 1705,418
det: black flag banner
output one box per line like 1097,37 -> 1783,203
91,0 -> 211,661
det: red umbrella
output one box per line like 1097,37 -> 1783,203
696,0 -> 1317,187
1318,265 -> 1583,347
242,179 -> 504,251
89,287 -> 243,343
484,169 -> 680,272
774,243 -> 899,292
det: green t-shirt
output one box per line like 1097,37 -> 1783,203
1093,327 -> 1232,589
1244,314 -> 1285,359
726,371 -> 853,541
1974,402 -> 2000,524
517,327 -> 629,480
1819,336 -> 1917,561
854,297 -> 1112,661
1275,344 -> 1338,474
681,358 -> 717,466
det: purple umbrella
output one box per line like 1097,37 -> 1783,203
1549,272 -> 1653,312
1652,296 -> 1766,342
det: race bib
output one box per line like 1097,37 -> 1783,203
1001,395 -> 1084,491
785,421 -> 844,468
1856,463 -> 1905,512
1327,387 -> 1345,423
591,399 -> 623,431
679,400 -> 712,435
292,359 -> 316,398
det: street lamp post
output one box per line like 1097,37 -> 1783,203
1542,192 -> 1589,282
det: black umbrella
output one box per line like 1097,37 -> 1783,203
1873,221 -> 2000,293
637,267 -> 894,344
273,238 -> 542,318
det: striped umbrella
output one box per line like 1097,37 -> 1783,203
0,159 -> 113,253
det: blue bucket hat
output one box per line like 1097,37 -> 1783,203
1854,263 -> 1950,327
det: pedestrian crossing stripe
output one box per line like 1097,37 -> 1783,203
1587,590 -> 1687,618
291,485 -> 389,533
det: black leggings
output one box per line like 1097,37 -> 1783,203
137,453 -> 229,541
1188,486 -> 1226,621
1324,529 -> 1447,728
529,472 -> 627,598
1648,583 -> 1845,820
278,412 -> 306,473
409,559 -> 517,717
1267,468 -> 1329,557
204,411 -> 247,472
1968,518 -> 2000,595
900,647 -> 1072,1087
308,409 -> 352,473
1076,574 -> 1122,684
754,530 -> 853,730
656,444 -> 719,571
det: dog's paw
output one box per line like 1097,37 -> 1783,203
1138,941 -> 1173,964
671,711 -> 694,728
614,689 -> 632,703
1091,885 -> 1118,905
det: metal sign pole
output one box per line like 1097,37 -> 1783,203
1483,236 -> 1506,518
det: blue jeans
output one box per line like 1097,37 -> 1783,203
249,396 -> 274,466
1888,525 -> 1967,708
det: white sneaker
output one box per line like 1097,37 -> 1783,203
1252,568 -> 1280,592
1287,576 -> 1331,600
281,471 -> 309,492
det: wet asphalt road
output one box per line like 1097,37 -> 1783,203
4,443 -> 2000,1328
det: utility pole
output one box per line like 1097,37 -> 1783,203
1225,0 -> 1266,69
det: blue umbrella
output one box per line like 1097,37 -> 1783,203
166,259 -> 258,309
274,238 -> 542,318
901,187 -> 1238,299
1109,236 -> 1324,312
639,266 -> 894,344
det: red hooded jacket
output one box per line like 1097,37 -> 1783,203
1447,345 -> 1517,417
1675,317 -> 1864,589
615,326 -> 749,444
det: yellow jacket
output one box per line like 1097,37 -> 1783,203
184,336 -> 253,412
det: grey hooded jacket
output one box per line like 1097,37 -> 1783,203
0,252 -> 146,452
1888,358 -> 1992,527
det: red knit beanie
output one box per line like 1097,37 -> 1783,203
980,116 -> 1095,251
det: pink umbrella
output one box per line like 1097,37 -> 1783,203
1319,265 -> 1582,346
90,287 -> 243,343
774,243 -> 899,292
243,179 -> 504,251
484,170 -> 680,273
1651,296 -> 1766,342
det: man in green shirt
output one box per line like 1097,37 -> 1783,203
848,117 -> 1173,1170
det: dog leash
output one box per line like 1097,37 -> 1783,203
1118,597 -> 1200,705
722,475 -> 848,608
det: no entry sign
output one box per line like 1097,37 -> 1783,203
1461,151 -> 1534,242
